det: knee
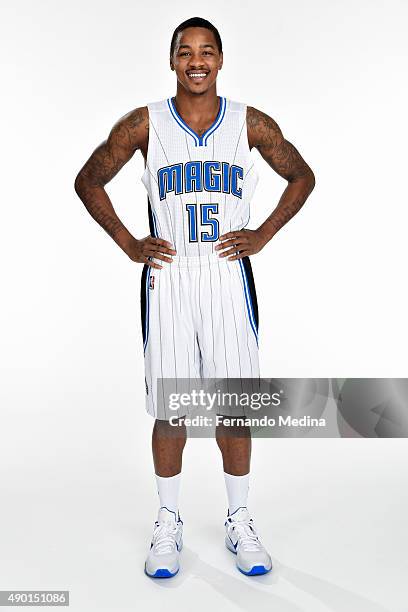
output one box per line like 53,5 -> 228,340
153,418 -> 187,445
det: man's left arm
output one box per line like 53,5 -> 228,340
215,106 -> 315,260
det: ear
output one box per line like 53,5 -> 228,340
219,52 -> 223,70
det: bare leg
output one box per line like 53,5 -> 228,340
216,419 -> 251,475
152,418 -> 187,477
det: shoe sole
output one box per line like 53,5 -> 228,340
226,542 -> 272,576
144,565 -> 179,579
238,564 -> 271,576
144,538 -> 183,579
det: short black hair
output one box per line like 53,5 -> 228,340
170,17 -> 222,58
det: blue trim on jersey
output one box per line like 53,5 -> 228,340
238,259 -> 258,345
143,266 -> 151,353
148,199 -> 159,237
203,98 -> 226,145
167,97 -> 226,147
167,98 -> 198,145
151,210 -> 159,237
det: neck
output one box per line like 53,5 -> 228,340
174,84 -> 219,116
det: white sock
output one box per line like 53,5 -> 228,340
224,472 -> 250,515
155,473 -> 181,515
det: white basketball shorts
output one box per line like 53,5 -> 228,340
140,252 -> 260,418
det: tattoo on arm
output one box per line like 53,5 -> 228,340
247,106 -> 312,181
247,106 -> 315,238
74,181 -> 127,240
262,193 -> 309,236
74,107 -> 149,242
80,107 -> 148,187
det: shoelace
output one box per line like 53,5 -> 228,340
152,521 -> 179,554
227,520 -> 262,552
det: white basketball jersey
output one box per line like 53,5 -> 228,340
141,97 -> 258,256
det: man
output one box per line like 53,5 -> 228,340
74,17 -> 315,578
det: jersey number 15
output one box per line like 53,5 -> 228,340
186,203 -> 219,243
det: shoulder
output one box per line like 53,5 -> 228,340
224,98 -> 245,113
113,106 -> 149,132
109,106 -> 149,151
246,106 -> 283,149
146,99 -> 169,113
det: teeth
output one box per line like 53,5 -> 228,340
188,73 -> 207,78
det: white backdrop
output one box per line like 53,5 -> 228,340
1,1 -> 407,611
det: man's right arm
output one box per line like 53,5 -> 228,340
74,107 -> 175,268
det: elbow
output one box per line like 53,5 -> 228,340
74,171 -> 104,197
74,172 -> 84,196
304,169 -> 316,196
307,168 -> 316,192
74,171 -> 92,198
289,170 -> 315,197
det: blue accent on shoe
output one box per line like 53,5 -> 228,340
238,565 -> 271,576
144,566 -> 179,579
227,506 -> 248,518
227,542 -> 272,574
157,506 -> 183,525
227,535 -> 238,550
159,506 -> 177,518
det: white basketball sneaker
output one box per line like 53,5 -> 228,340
225,507 -> 272,576
144,507 -> 183,578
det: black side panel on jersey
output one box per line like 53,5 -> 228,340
147,197 -> 156,237
140,263 -> 148,344
242,256 -> 259,330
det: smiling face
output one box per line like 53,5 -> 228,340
170,27 -> 223,95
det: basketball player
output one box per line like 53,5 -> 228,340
74,17 -> 315,578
